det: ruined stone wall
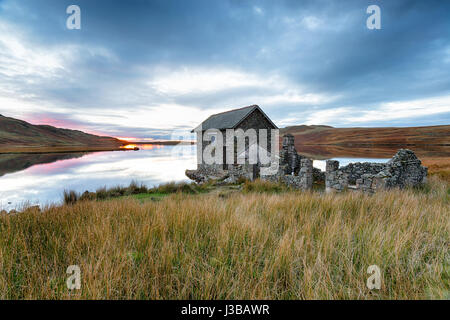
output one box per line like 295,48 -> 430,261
324,149 -> 427,193
186,163 -> 257,184
298,158 -> 313,189
339,162 -> 386,185
186,164 -> 227,183
370,149 -> 428,189
279,134 -> 301,174
197,163 -> 224,173
325,160 -> 348,192
189,126 -> 428,194
355,174 -> 383,193
261,157 -> 313,190
225,164 -> 258,182
313,167 -> 325,183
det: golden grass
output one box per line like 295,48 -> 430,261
0,177 -> 448,299
423,158 -> 450,182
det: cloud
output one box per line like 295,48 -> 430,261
302,16 -> 322,30
283,95 -> 450,127
148,68 -> 269,95
253,6 -> 264,16
0,0 -> 449,138
0,22 -> 64,78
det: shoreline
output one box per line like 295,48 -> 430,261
0,146 -> 131,154
0,141 -> 195,154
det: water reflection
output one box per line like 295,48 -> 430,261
0,153 -> 90,177
0,145 -> 196,209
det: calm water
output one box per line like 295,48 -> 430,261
0,144 -> 389,210
0,145 -> 196,210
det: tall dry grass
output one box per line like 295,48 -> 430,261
0,177 -> 448,299
423,158 -> 450,182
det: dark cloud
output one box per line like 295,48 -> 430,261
0,0 -> 449,138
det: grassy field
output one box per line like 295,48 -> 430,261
0,176 -> 448,299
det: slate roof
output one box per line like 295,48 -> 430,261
191,105 -> 277,132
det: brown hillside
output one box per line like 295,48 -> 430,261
281,125 -> 450,146
280,125 -> 450,181
0,114 -> 125,153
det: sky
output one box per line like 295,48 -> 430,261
0,0 -> 449,140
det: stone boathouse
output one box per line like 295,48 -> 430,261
186,105 -> 278,183
186,105 -> 428,192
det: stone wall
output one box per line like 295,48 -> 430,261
279,134 -> 301,174
324,149 -> 427,193
186,164 -> 227,183
197,108 -> 276,167
260,134 -> 314,190
313,167 -> 325,183
298,158 -> 313,189
236,108 -> 275,154
325,160 -> 348,192
224,164 -> 258,183
261,157 -> 313,190
366,149 -> 428,190
339,162 -> 386,184
186,163 -> 257,184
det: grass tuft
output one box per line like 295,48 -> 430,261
63,181 -> 211,205
242,178 -> 290,193
63,190 -> 78,205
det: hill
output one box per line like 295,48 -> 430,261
0,114 -> 125,153
281,124 -> 450,146
281,125 -> 450,159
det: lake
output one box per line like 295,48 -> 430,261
0,144 -> 198,210
0,144 -> 399,210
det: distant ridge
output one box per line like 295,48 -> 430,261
0,114 -> 125,153
281,124 -> 450,146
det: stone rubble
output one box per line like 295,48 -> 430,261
186,134 -> 428,193
186,163 -> 256,184
326,149 -> 428,193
